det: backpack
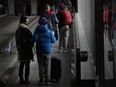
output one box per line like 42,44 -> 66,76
60,10 -> 72,25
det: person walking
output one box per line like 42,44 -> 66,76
40,4 -> 59,40
56,4 -> 72,52
15,16 -> 34,84
33,17 -> 56,85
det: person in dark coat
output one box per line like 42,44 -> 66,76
40,4 -> 59,40
15,16 -> 34,84
56,5 -> 72,52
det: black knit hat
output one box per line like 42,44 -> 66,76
38,17 -> 48,24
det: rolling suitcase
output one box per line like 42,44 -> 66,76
51,56 -> 62,82
0,79 -> 7,87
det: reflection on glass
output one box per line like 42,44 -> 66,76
103,0 -> 114,83
103,1 -> 113,45
112,0 -> 116,84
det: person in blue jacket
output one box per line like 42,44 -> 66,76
33,17 -> 56,85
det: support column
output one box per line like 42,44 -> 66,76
31,0 -> 37,15
112,0 -> 116,85
95,0 -> 104,87
8,0 -> 15,15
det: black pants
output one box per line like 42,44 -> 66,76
19,61 -> 30,78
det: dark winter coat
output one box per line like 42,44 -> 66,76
15,24 -> 33,61
56,11 -> 66,28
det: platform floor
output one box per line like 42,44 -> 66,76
0,16 -> 71,87
0,14 -> 114,87
4,40 -> 71,87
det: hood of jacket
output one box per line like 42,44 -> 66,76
38,25 -> 49,33
19,23 -> 28,29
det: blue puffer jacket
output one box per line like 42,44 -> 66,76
33,24 -> 56,54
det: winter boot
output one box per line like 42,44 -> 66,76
25,76 -> 30,84
19,76 -> 25,84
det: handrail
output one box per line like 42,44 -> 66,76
76,13 -> 88,62
0,16 -> 39,51
72,12 -> 89,82
70,9 -> 81,83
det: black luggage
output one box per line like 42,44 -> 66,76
0,79 -> 7,87
51,56 -> 62,82
54,29 -> 58,40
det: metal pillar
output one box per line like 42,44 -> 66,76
112,0 -> 116,85
8,0 -> 15,15
95,0 -> 104,87
31,0 -> 37,15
